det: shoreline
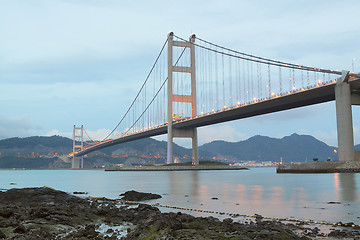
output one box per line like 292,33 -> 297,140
0,187 -> 359,239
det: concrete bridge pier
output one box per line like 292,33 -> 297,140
72,157 -> 83,168
335,70 -> 356,162
72,125 -> 84,168
166,32 -> 199,165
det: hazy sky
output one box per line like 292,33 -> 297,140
1,0 -> 360,148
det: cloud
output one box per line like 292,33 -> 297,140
198,125 -> 248,145
0,115 -> 41,139
311,130 -> 338,147
45,129 -> 72,139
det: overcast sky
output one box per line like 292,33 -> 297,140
1,0 -> 360,148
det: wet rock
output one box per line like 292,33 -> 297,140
206,216 -> 221,223
328,229 -> 348,237
345,221 -> 355,226
0,230 -> 5,239
255,214 -> 263,222
0,208 -> 13,218
259,229 -> 271,236
327,201 -> 341,204
73,191 -> 88,194
84,224 -> 98,237
136,203 -> 160,213
11,236 -> 27,240
0,187 -> 346,240
211,197 -> 218,200
13,224 -> 26,233
223,218 -> 233,224
0,187 -> 79,204
120,190 -> 162,201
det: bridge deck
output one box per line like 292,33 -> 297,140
75,79 -> 360,157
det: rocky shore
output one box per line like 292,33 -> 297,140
0,187 -> 359,239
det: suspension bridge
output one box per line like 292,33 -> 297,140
68,32 -> 360,168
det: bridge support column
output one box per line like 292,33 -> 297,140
167,32 -> 199,165
72,125 -> 84,168
335,71 -> 355,162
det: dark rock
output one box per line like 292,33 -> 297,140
328,229 -> 348,237
13,224 -> 26,233
211,197 -> 218,200
0,187 -> 334,240
27,227 -> 53,239
84,224 -> 96,234
223,218 -> 233,224
206,216 -> 221,223
136,203 -> 160,213
0,208 -> 13,218
327,201 -> 341,204
0,187 -> 79,204
73,191 -> 88,194
255,214 -> 263,221
11,236 -> 27,240
120,190 -> 162,201
0,230 -> 5,239
259,229 -> 271,236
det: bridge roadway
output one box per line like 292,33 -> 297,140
75,78 -> 360,157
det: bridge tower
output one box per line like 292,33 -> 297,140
167,32 -> 199,165
335,70 -> 359,162
72,125 -> 84,168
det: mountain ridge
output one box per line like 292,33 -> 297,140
0,133 -> 344,168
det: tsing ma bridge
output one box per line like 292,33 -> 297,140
68,32 -> 360,168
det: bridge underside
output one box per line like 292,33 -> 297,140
175,84 -> 337,129
76,81 -> 360,157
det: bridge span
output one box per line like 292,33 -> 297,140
70,33 -> 360,168
74,76 -> 360,157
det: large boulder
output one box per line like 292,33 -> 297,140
120,190 -> 162,201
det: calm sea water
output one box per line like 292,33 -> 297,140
1,167 -> 359,224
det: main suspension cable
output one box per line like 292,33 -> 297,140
122,46 -> 188,136
174,35 -> 342,75
101,38 -> 168,141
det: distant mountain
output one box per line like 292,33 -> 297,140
0,133 -> 339,168
0,136 -> 191,157
0,135 -> 72,155
199,133 -> 338,163
0,136 -> 192,168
